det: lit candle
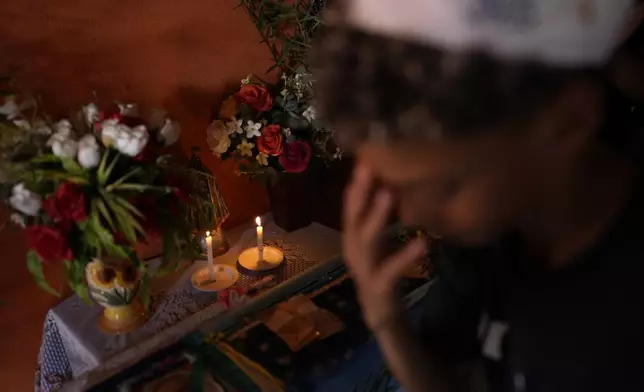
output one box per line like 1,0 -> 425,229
255,216 -> 264,262
206,231 -> 214,281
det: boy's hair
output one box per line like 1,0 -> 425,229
312,4 -> 643,153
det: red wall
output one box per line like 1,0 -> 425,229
0,0 -> 274,228
0,1 -> 273,387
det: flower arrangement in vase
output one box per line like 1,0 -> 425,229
1,92 -> 202,331
206,70 -> 339,179
206,71 -> 339,231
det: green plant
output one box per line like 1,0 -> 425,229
237,0 -> 324,74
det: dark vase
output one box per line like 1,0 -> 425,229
267,169 -> 318,232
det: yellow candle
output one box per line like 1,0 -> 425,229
206,231 -> 214,280
255,216 -> 264,262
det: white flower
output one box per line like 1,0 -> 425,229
32,120 -> 52,135
236,139 -> 254,157
77,134 -> 101,169
282,127 -> 291,137
0,97 -> 20,119
55,119 -> 73,136
100,120 -> 149,156
10,213 -> 26,228
83,103 -> 100,126
117,103 -> 139,117
226,117 -> 243,135
12,119 -> 31,130
9,183 -> 42,216
241,75 -> 252,85
206,121 -> 231,157
256,152 -> 269,166
48,130 -> 78,159
280,88 -> 288,97
243,120 -> 262,139
116,125 -> 148,156
303,105 -> 316,122
157,119 -> 181,146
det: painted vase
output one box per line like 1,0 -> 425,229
85,258 -> 147,333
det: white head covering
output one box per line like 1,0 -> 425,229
347,0 -> 636,66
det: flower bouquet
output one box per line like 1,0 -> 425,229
206,70 -> 339,179
1,96 -> 200,311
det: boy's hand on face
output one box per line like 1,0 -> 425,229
343,165 -> 427,332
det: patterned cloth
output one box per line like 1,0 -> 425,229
34,220 -> 341,392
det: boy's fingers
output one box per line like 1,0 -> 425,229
344,165 -> 373,230
361,190 -> 392,244
380,238 -> 427,286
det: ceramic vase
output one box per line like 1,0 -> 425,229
85,258 -> 147,333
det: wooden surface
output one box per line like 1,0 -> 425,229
0,1 -> 275,388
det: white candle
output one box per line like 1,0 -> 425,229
255,216 -> 264,262
206,231 -> 214,280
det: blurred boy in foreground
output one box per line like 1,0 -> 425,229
314,1 -> 644,391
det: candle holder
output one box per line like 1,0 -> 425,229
238,246 -> 284,272
191,264 -> 239,292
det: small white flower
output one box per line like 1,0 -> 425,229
100,120 -> 149,156
206,121 -> 231,157
31,120 -> 52,135
83,103 -> 100,126
48,129 -> 78,159
256,152 -> 269,166
303,105 -> 316,122
77,134 -> 101,169
10,213 -> 26,228
117,103 -> 139,117
282,127 -> 291,137
55,119 -> 73,136
12,119 -> 31,130
226,117 -> 243,135
51,138 -> 78,159
9,183 -> 42,216
280,88 -> 289,97
115,125 -> 149,156
100,119 -> 122,146
157,119 -> 181,146
241,75 -> 252,85
0,97 -> 20,119
236,139 -> 254,157
243,120 -> 262,139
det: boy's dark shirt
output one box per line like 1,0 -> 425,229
419,176 -> 644,391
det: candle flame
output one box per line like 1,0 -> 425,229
255,216 -> 262,226
206,231 -> 211,237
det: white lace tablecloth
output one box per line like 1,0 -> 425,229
34,218 -> 341,392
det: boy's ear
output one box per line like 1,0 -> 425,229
537,81 -> 602,151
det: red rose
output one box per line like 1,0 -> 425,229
278,141 -> 312,173
234,85 -> 273,112
43,182 -> 88,225
27,225 -> 73,264
257,125 -> 284,156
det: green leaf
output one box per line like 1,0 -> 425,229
28,170 -> 89,185
112,196 -> 144,218
111,183 -> 171,193
61,158 -> 86,177
96,198 -> 117,232
97,148 -> 110,184
26,251 -> 60,296
31,154 -> 61,164
101,152 -> 120,186
105,167 -> 143,191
